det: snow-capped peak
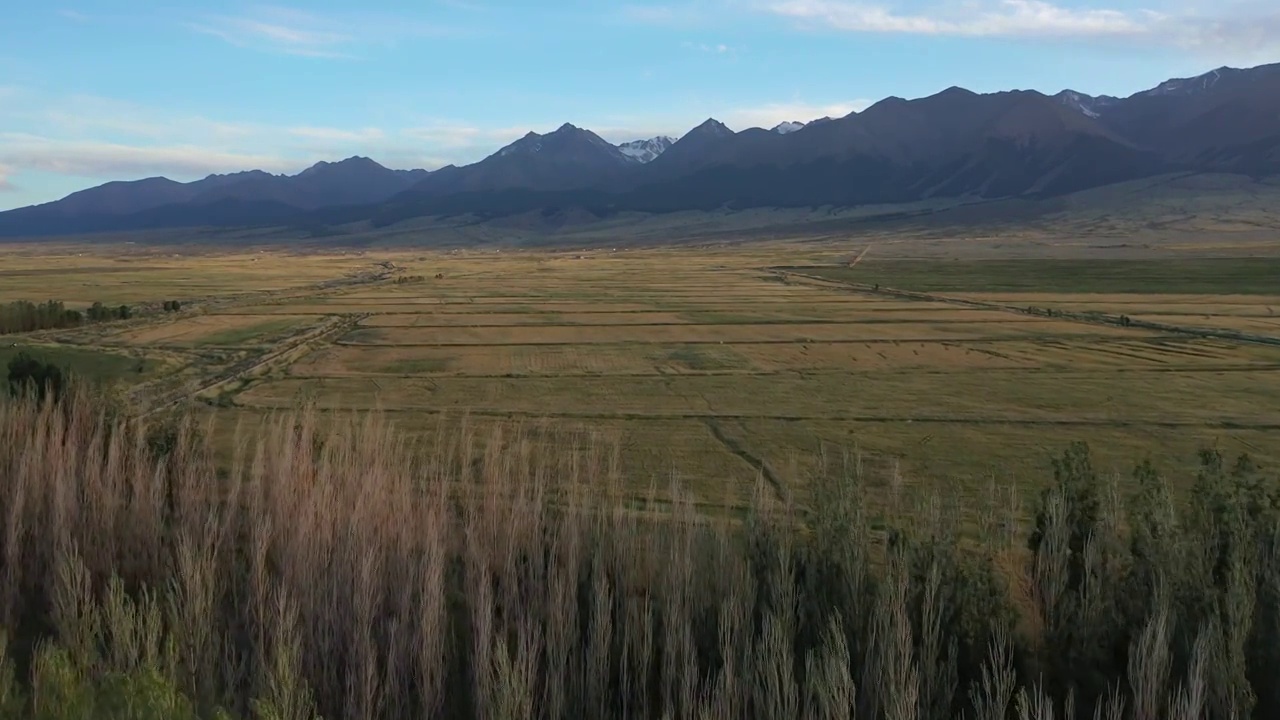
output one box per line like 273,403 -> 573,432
771,121 -> 805,135
616,136 -> 675,163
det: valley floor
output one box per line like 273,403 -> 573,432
6,236 -> 1280,523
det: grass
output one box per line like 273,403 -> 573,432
382,357 -> 455,373
659,345 -> 751,371
359,311 -> 688,326
803,257 -> 1280,295
0,343 -> 156,382
0,247 -> 375,303
193,317 -> 316,346
337,320 -> 1143,346
241,367 -> 1280,423
115,315 -> 316,347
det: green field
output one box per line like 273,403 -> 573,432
803,257 -> 1280,294
0,343 -> 160,382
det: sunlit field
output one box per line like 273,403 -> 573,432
5,242 -> 1280,518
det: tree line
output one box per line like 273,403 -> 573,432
0,299 -> 184,335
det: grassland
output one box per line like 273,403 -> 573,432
110,315 -> 319,347
0,247 -> 376,304
0,342 -> 163,382
805,257 -> 1280,294
4,241 -> 1280,518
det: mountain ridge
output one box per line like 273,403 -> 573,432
2,61 -> 1279,238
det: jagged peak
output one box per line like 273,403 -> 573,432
297,156 -> 384,177
682,118 -> 732,140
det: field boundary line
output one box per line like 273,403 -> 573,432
702,418 -> 786,501
278,364 -> 1280,380
217,405 -> 1280,429
332,335 -> 1163,348
770,267 -> 1280,349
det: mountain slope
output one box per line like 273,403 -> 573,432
52,177 -> 199,216
640,118 -> 738,177
403,124 -> 633,197
1046,64 -> 1280,176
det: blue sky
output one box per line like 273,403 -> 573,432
1,0 -> 1278,209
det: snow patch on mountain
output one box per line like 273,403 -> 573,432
771,121 -> 805,134
1139,67 -> 1234,98
1055,90 -> 1118,119
616,136 -> 675,163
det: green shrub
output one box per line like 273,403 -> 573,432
6,352 -> 67,401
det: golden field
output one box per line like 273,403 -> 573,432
6,241 -> 1280,516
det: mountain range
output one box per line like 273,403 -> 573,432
3,62 -> 1279,238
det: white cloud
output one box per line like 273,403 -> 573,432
762,0 -> 1280,58
39,95 -> 260,143
189,6 -> 458,58
0,92 -> 441,188
0,96 -> 525,195
682,40 -> 737,53
402,123 -> 534,150
0,134 -> 297,178
723,99 -> 872,128
766,0 -> 1152,38
288,126 -> 387,143
189,16 -> 353,58
1165,8 -> 1280,62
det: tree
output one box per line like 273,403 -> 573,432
6,352 -> 66,401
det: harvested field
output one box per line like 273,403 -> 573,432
9,244 -> 1280,512
338,319 -> 1150,346
0,248 -> 375,303
112,314 -> 321,347
805,257 -> 1280,295
358,311 -> 694,327
290,344 -> 669,376
237,371 -> 1280,424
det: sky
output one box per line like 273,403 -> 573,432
1,0 -> 1278,210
